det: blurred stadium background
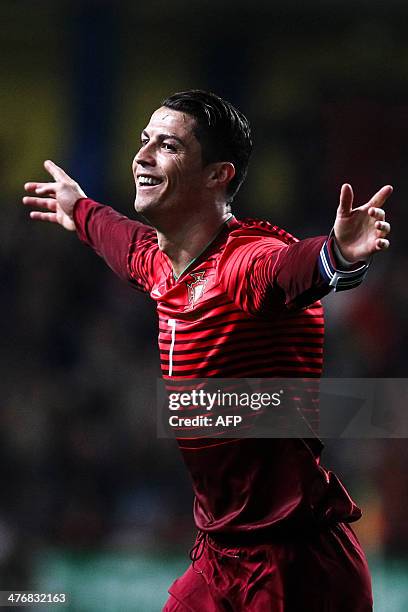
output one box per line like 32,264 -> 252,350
1,0 -> 407,609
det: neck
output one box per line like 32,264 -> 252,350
155,207 -> 231,278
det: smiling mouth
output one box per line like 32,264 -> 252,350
137,175 -> 163,187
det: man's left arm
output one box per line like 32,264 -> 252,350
250,183 -> 391,312
281,183 -> 392,308
318,183 -> 392,291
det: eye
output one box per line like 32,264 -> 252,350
140,138 -> 149,147
162,142 -> 177,152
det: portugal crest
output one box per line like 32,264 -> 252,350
186,271 -> 207,307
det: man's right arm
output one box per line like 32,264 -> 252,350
73,198 -> 156,288
23,159 -> 157,292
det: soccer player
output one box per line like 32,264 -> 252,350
23,90 -> 391,611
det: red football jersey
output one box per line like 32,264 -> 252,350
74,199 -> 364,534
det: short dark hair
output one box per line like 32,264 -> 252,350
162,89 -> 253,203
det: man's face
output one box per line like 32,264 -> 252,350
132,107 -> 206,217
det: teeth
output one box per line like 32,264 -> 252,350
138,176 -> 162,186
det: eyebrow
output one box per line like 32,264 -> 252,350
141,130 -> 186,147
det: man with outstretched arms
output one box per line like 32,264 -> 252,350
23,90 -> 391,611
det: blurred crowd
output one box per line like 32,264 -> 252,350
1,0 -> 407,590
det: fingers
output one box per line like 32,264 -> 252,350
369,207 -> 390,230
375,238 -> 390,251
24,182 -> 43,192
368,185 -> 393,208
368,206 -> 391,242
374,219 -> 390,234
22,196 -> 57,211
368,207 -> 385,221
25,159 -> 72,192
29,211 -> 59,223
338,184 -> 354,215
24,182 -> 58,196
44,159 -> 71,181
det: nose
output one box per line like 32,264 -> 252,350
134,141 -> 156,169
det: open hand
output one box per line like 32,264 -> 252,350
333,184 -> 392,263
23,160 -> 86,231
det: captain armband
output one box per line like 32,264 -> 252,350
318,232 -> 370,292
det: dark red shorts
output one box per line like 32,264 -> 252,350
163,523 -> 373,611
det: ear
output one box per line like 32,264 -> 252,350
206,162 -> 235,190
